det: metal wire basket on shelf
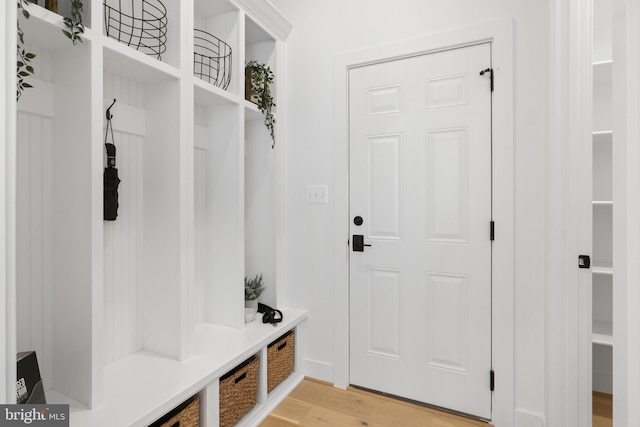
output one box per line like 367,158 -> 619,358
104,0 -> 168,61
194,29 -> 232,90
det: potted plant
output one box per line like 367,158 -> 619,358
245,60 -> 276,148
244,274 -> 265,322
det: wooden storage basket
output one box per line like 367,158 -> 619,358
149,394 -> 199,427
267,330 -> 295,393
219,355 -> 259,427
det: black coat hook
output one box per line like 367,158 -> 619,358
106,99 -> 116,120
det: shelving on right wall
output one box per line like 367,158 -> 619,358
592,0 -> 613,395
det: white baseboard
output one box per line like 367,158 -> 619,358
302,358 -> 333,383
514,409 -> 545,427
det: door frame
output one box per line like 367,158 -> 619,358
1,0 -> 17,404
332,20 -> 514,425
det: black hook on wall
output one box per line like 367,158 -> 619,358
106,99 -> 117,120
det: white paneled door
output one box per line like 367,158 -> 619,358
349,43 -> 493,419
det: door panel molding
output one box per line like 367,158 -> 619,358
333,19 -> 514,425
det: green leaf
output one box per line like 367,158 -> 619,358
62,30 -> 72,39
25,53 -> 36,59
26,66 -> 34,73
23,82 -> 33,88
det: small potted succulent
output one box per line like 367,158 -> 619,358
244,274 -> 265,322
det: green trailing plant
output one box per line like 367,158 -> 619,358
245,60 -> 276,148
244,274 -> 265,301
62,0 -> 84,45
16,0 -> 85,101
17,0 -> 36,100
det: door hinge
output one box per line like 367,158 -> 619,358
480,68 -> 494,92
490,370 -> 495,391
490,221 -> 495,241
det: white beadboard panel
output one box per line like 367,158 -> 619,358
102,99 -> 146,136
103,130 -> 145,365
16,111 -> 54,391
102,72 -> 147,365
193,147 -> 207,325
18,78 -> 55,118
104,72 -> 145,108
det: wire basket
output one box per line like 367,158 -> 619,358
104,0 -> 168,60
194,29 -> 232,90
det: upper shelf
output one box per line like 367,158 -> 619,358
593,320 -> 613,346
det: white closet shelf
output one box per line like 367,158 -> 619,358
244,100 -> 263,121
593,320 -> 613,346
592,262 -> 613,275
593,200 -> 613,206
593,59 -> 613,67
194,78 -> 241,106
103,38 -> 181,83
48,308 -> 307,427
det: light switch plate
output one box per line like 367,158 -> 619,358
306,185 -> 329,204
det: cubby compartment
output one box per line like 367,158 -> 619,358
244,17 -> 277,108
244,17 -> 279,307
592,132 -> 612,202
193,0 -> 239,95
103,0 -> 181,69
193,87 -> 244,329
593,204 -> 612,267
103,48 -> 185,362
593,61 -> 612,133
244,121 -> 278,307
16,27 -> 99,407
593,344 -> 613,394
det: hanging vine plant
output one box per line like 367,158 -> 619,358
16,0 -> 85,101
62,0 -> 84,45
17,0 -> 36,100
245,60 -> 276,148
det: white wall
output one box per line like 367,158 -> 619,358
272,0 -> 548,424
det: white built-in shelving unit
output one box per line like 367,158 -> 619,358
592,0 -> 613,395
13,0 -> 305,425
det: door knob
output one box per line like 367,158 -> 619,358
352,235 -> 372,252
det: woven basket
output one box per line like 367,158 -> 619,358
267,330 -> 295,393
219,355 -> 259,427
149,394 -> 199,427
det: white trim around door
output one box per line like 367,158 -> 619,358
332,19 -> 514,426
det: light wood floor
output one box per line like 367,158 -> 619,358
261,379 -> 490,427
593,392 -> 613,427
262,380 -> 615,427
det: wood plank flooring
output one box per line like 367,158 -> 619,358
593,392 -> 613,427
263,380 -> 615,427
261,379 -> 489,427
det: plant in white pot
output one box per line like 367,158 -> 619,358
244,274 -> 265,322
